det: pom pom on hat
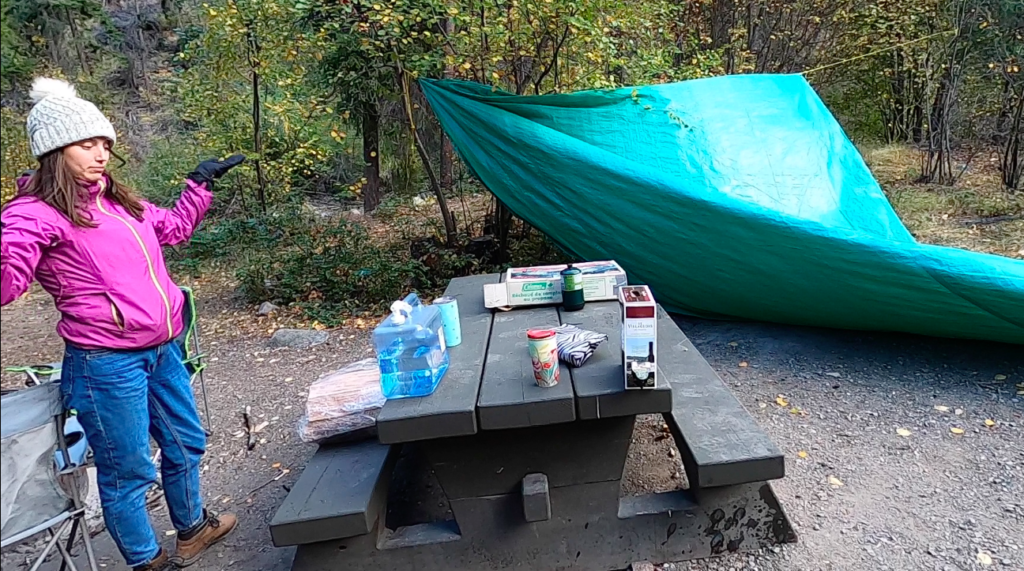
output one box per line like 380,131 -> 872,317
25,77 -> 117,158
29,77 -> 79,104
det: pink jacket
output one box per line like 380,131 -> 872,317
1,175 -> 212,350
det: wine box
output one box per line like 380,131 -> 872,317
619,285 -> 657,390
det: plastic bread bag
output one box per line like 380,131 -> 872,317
298,358 -> 385,443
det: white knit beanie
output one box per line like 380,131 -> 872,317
26,78 -> 117,158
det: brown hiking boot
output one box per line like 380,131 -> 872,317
134,549 -> 170,571
169,512 -> 238,568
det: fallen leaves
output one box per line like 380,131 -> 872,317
977,552 -> 993,566
950,427 -> 965,435
797,450 -> 808,459
828,476 -> 844,488
728,341 -> 739,347
739,361 -> 749,368
776,395 -> 789,407
896,428 -> 912,437
825,372 -> 841,378
993,374 -> 1007,381
934,405 -> 950,412
984,419 -> 996,428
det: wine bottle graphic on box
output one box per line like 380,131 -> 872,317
619,285 -> 657,389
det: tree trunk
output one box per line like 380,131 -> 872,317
252,69 -> 268,214
922,74 -> 953,184
494,200 -> 514,263
247,25 -> 268,214
994,78 -> 1014,147
1001,87 -> 1023,191
440,134 -> 454,191
709,0 -> 735,73
63,7 -> 90,77
921,10 -> 969,187
160,0 -> 178,25
439,17 -> 455,190
400,72 -> 457,245
362,102 -> 383,212
134,0 -> 149,93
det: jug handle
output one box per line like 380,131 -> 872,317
403,292 -> 422,307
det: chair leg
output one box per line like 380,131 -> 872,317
52,529 -> 81,571
28,519 -> 71,571
63,465 -> 100,571
198,368 -> 213,435
58,518 -> 79,571
190,321 -> 214,434
78,514 -> 100,571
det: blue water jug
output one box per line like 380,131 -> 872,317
373,293 -> 450,399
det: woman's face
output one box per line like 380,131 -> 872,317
62,138 -> 111,183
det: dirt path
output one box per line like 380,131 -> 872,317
2,285 -> 1021,571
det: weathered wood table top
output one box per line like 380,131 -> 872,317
375,274 -> 673,444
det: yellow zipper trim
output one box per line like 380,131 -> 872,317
94,185 -> 174,341
110,301 -> 125,330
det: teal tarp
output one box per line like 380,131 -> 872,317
420,75 -> 1024,344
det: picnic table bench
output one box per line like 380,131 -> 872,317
271,274 -> 795,570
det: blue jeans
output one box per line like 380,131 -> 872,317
62,341 -> 207,567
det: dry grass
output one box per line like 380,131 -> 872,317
862,145 -> 1023,260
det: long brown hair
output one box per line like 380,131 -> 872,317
19,149 -> 145,228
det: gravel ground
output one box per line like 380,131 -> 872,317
666,318 -> 1022,571
2,285 -> 1020,571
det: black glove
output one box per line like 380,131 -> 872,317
187,155 -> 246,187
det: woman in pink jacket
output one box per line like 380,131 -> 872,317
1,78 -> 243,571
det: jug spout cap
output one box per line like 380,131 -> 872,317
390,300 -> 413,325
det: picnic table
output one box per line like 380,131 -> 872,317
271,274 -> 796,570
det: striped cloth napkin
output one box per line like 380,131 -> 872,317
553,324 -> 609,367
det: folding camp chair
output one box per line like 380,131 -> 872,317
176,286 -> 213,434
5,286 -> 214,496
1,382 -> 99,571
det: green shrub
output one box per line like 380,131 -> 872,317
236,215 -> 426,324
121,134 -> 205,207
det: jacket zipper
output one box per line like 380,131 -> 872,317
94,184 -> 174,341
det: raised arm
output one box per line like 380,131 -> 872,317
146,154 -> 245,246
146,180 -> 213,246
